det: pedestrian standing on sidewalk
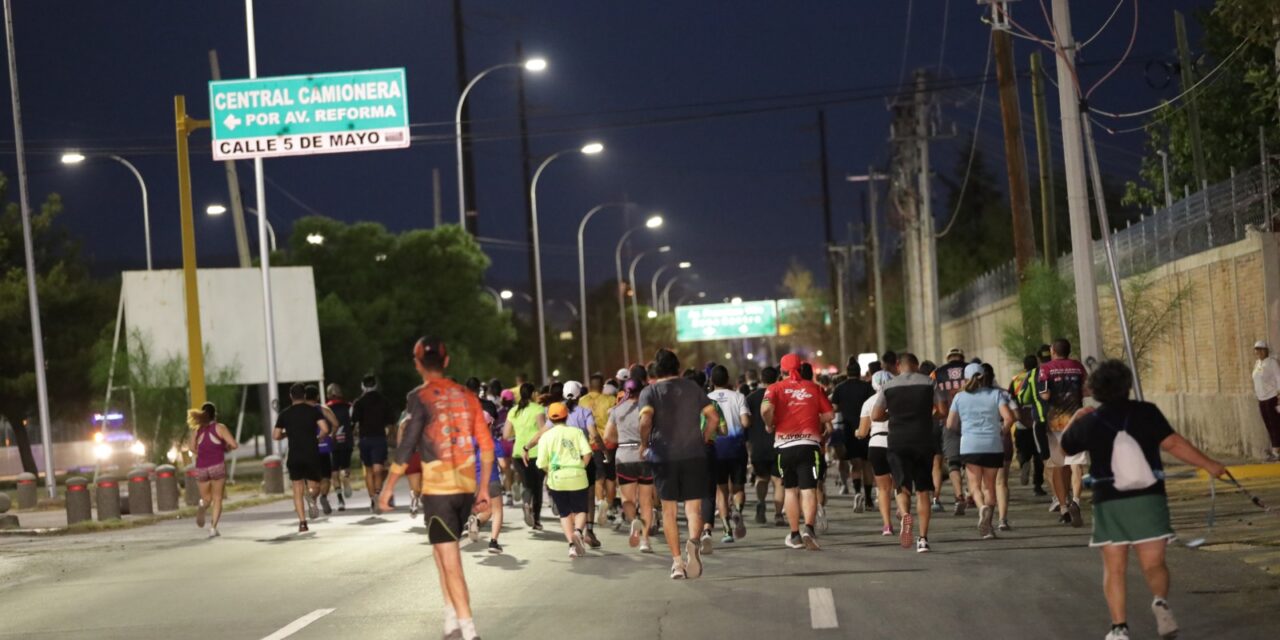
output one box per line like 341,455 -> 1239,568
1250,340 -> 1280,462
188,402 -> 236,537
1060,359 -> 1225,640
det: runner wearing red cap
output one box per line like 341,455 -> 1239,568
763,353 -> 834,550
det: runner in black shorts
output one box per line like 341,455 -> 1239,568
325,383 -> 355,511
831,358 -> 875,512
273,383 -> 330,532
765,354 -> 834,551
746,367 -> 784,526
873,353 -> 948,553
857,370 -> 896,536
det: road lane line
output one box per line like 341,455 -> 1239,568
808,587 -> 838,629
261,608 -> 336,640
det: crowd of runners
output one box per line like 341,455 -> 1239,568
184,332 -> 1231,640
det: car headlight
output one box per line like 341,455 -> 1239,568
129,441 -> 146,457
93,444 -> 112,460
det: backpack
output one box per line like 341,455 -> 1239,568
1107,414 -> 1158,491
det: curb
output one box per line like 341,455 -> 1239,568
1195,463 -> 1280,480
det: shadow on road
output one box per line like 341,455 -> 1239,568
708,567 -> 924,582
255,531 -> 317,544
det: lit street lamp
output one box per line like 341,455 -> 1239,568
650,261 -> 691,316
530,142 -> 604,383
576,201 -> 635,381
305,233 -> 325,246
456,58 -> 547,228
611,214 -> 663,366
208,204 -> 276,251
62,152 -> 152,270
627,244 -> 669,363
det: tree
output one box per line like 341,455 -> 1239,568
778,260 -> 834,355
1124,1 -> 1280,208
936,139 -> 1015,296
0,176 -> 112,473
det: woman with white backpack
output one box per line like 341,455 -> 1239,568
1060,360 -> 1226,640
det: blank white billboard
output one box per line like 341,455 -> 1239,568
121,268 -> 324,385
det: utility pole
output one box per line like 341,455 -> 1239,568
432,168 -> 443,228
1050,0 -> 1102,363
989,18 -> 1038,276
827,245 -> 849,363
1175,10 -> 1208,188
515,40 -> 542,369
1030,50 -> 1058,265
452,0 -> 479,234
846,169 -> 890,355
817,110 -> 838,312
914,71 -> 942,359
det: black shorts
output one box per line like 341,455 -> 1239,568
287,456 -> 323,482
961,453 -> 1005,469
845,432 -> 869,460
316,453 -> 333,478
616,461 -> 653,485
653,459 -> 709,502
751,446 -> 780,479
868,447 -> 892,476
778,445 -> 823,490
548,488 -> 590,516
715,456 -> 747,486
422,493 -> 473,544
593,451 -> 616,481
888,447 -> 935,493
330,447 -> 354,471
359,437 -> 388,467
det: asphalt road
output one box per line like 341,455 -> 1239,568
1,481 -> 1277,640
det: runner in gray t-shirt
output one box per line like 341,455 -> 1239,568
604,379 -> 655,553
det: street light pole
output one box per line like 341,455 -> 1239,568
208,205 -> 276,251
62,153 -> 152,270
628,248 -> 667,362
847,168 -> 890,355
577,201 -> 632,381
660,273 -> 691,314
5,0 -> 55,496
456,59 -> 546,228
1156,149 -> 1173,208
649,263 -> 673,319
612,215 -> 663,367
530,142 -> 604,384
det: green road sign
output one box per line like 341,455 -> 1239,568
209,68 -> 409,161
675,300 -> 779,342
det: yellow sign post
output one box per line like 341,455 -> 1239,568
174,95 -> 211,405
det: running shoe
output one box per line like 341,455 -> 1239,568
629,518 -> 644,548
732,509 -> 746,539
755,502 -> 767,524
685,539 -> 703,578
585,529 -> 602,549
899,513 -> 914,549
320,494 -> 332,516
1266,450 -> 1279,463
1105,626 -> 1131,640
998,519 -> 1012,532
916,536 -> 931,553
341,475 -> 352,499
503,494 -> 514,507
774,513 -> 787,527
978,506 -> 995,540
784,533 -> 804,549
1151,598 -> 1178,639
596,500 -> 609,527
838,482 -> 849,495
721,532 -> 735,544
670,560 -> 686,580
1067,501 -> 1083,528
568,543 -> 581,559
522,502 -> 534,527
531,522 -> 544,532
931,498 -> 944,513
409,494 -> 420,518
196,499 -> 207,528
801,528 -> 821,551
639,540 -> 653,554
953,500 -> 966,517
298,521 -> 309,533
488,539 -> 503,555
1049,497 -> 1061,512
571,531 -> 587,557
307,495 -> 319,520
1019,461 -> 1032,486
853,493 -> 865,514
699,529 -> 714,555
209,527 -> 220,538
1058,512 -> 1072,525
336,494 -> 346,512
1033,486 -> 1048,496
466,515 -> 480,543
881,524 -> 894,537
816,506 -> 829,534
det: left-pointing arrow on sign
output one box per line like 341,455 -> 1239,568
223,114 -> 242,131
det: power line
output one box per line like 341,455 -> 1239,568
937,32 -> 993,239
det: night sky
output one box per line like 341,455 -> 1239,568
3,0 -> 1212,306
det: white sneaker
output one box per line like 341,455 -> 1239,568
853,493 -> 865,513
1151,598 -> 1178,639
571,531 -> 586,558
639,539 -> 653,553
916,537 -> 931,553
699,529 -> 714,555
1105,626 -> 1131,640
684,538 -> 703,578
1049,497 -> 1061,512
816,506 -> 829,533
306,495 -> 319,520
595,500 -> 609,527
341,474 -> 352,499
466,515 -> 480,543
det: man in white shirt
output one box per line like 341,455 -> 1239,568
1251,340 -> 1280,462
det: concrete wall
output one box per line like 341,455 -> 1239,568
942,231 -> 1280,459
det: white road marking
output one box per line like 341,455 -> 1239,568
261,608 -> 336,640
808,587 -> 838,629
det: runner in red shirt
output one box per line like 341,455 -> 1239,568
763,353 -> 834,550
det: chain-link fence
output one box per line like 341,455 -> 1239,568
942,161 -> 1277,320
